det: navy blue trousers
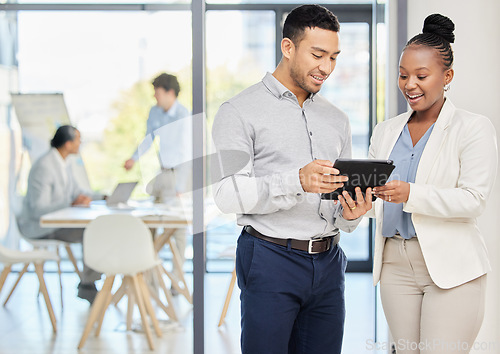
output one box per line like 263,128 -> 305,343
236,229 -> 347,354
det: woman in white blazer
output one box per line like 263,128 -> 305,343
369,14 -> 497,353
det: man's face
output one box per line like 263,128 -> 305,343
288,27 -> 340,96
154,87 -> 176,111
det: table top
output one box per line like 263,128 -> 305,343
40,201 -> 192,229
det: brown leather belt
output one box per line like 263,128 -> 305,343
244,225 -> 339,254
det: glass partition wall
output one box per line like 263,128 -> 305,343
16,10 -> 193,198
205,4 -> 375,273
0,2 -> 384,353
1,5 -> 197,352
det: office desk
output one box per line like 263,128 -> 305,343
40,203 -> 193,305
40,204 -> 191,229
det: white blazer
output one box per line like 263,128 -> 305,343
369,99 -> 498,289
18,149 -> 97,238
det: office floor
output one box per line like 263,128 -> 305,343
0,263 -> 386,354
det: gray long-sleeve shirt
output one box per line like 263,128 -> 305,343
212,72 -> 361,241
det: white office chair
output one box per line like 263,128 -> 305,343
12,195 -> 82,308
0,244 -> 59,333
19,235 -> 81,308
78,214 -> 174,351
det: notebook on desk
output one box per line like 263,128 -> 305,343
106,182 -> 138,206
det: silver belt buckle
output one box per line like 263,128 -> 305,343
308,239 -> 322,254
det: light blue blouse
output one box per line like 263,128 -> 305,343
382,121 -> 435,239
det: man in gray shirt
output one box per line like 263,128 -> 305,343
212,4 -> 372,354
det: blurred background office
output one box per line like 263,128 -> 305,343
0,0 -> 499,353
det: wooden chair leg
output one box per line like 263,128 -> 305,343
161,264 -> 192,304
218,268 -> 237,327
145,280 -> 174,321
3,263 -> 29,306
0,265 -> 13,295
34,263 -> 57,333
138,273 -> 162,338
167,238 -> 192,303
153,228 -> 192,303
78,275 -> 115,349
64,245 -> 82,280
111,276 -> 127,306
56,248 -> 63,309
153,229 -> 176,253
126,277 -> 135,331
131,274 -> 155,350
168,238 -> 193,304
32,247 -> 43,300
94,277 -> 116,337
153,266 -> 178,321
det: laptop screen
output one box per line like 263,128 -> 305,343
106,182 -> 138,205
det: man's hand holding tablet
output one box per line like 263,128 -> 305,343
298,159 -> 373,220
299,159 -> 348,193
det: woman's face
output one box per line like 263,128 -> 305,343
398,45 -> 453,114
67,130 -> 81,154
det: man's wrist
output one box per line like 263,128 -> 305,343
298,168 -> 306,192
281,168 -> 305,196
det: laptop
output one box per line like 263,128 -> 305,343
106,182 -> 138,206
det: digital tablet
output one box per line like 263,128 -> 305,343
320,158 -> 395,201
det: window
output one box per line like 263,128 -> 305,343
16,10 -> 192,199
205,10 -> 276,271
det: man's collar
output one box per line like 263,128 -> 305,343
262,72 -> 316,102
167,100 -> 179,116
158,99 -> 179,116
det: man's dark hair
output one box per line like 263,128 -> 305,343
152,73 -> 181,96
283,4 -> 340,45
50,125 -> 77,148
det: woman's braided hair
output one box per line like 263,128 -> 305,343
405,13 -> 455,69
